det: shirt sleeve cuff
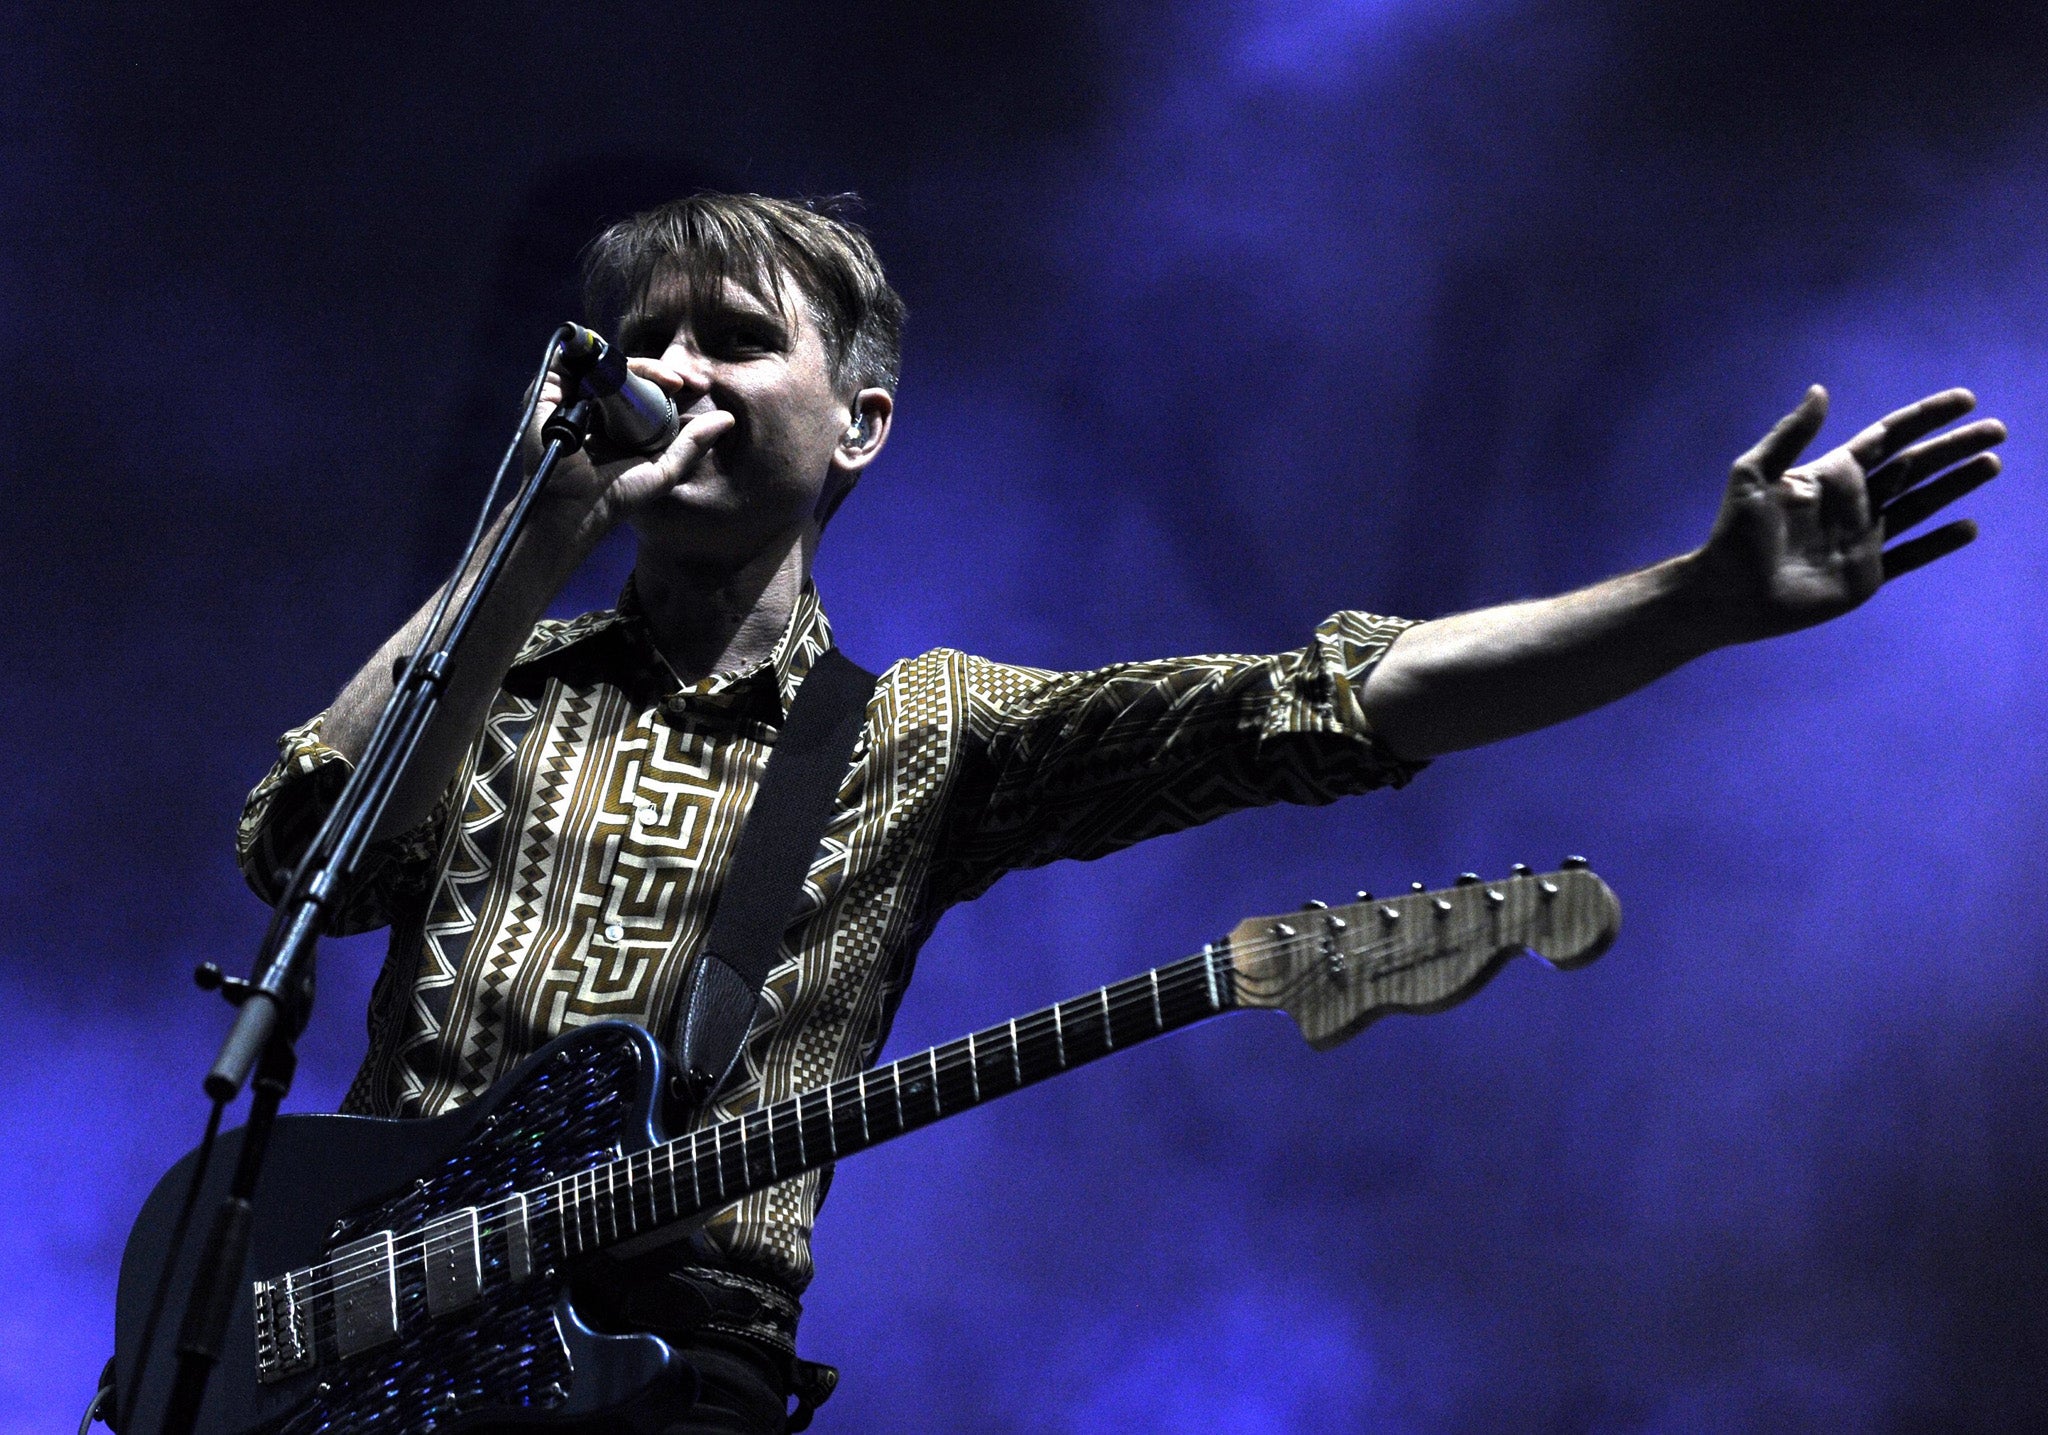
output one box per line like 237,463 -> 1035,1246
1261,611 -> 1431,788
235,715 -> 447,929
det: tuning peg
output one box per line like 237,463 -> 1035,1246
1301,899 -> 1328,910
1455,872 -> 1481,886
1355,890 -> 1373,903
1273,922 -> 1298,938
1560,855 -> 1589,870
1410,881 -> 1426,893
1511,863 -> 1532,877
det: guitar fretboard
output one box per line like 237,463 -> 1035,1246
531,943 -> 1238,1260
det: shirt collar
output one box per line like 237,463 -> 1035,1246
508,575 -> 835,723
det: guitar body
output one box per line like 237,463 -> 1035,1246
116,1023 -> 689,1435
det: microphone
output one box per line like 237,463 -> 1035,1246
558,323 -> 683,458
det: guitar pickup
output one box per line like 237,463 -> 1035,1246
422,1207 -> 483,1316
330,1231 -> 399,1357
503,1193 -> 533,1283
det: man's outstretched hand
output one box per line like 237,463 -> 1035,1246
1690,386 -> 2005,644
1361,384 -> 2008,759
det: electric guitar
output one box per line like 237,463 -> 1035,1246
114,863 -> 1619,1434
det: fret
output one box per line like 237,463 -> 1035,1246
794,1090 -> 809,1168
758,1107 -> 779,1183
688,1129 -> 704,1211
1150,969 -> 1162,1031
619,1156 -> 637,1237
933,1039 -> 975,1113
1053,1003 -> 1066,1068
621,1157 -> 636,1235
1008,1019 -> 1022,1086
825,1082 -> 841,1157
1203,944 -> 1221,1010
659,1144 -> 679,1224
1100,988 -> 1114,1050
892,1064 -> 906,1132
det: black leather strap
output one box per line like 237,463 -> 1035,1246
672,647 -> 877,1110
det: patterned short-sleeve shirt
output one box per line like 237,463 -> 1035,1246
236,583 -> 1424,1292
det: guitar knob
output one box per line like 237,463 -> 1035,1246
1560,855 -> 1590,870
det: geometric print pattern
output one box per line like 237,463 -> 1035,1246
236,585 -> 1424,1293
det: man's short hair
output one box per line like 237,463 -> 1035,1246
581,193 -> 905,396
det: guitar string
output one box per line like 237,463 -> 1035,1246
270,915 -> 1483,1308
270,909 -> 1499,1312
270,907 -> 1517,1306
269,954 -> 1250,1307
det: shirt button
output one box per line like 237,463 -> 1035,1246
604,922 -> 625,944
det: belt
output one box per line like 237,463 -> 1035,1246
585,1259 -> 840,1429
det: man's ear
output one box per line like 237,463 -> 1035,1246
834,388 -> 894,469
818,388 -> 893,528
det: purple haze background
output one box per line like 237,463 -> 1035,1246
4,2 -> 2047,1431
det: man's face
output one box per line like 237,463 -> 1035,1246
615,272 -> 856,561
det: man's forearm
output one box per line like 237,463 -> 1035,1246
1359,552 -> 1726,761
321,496 -> 598,837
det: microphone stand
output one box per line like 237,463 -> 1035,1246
151,355 -> 598,1435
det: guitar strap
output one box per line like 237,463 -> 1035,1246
669,646 -> 878,1113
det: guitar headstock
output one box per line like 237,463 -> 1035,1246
1226,862 -> 1620,1050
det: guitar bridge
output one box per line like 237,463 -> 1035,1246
252,1271 -> 312,1383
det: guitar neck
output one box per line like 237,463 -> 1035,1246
538,944 -> 1240,1260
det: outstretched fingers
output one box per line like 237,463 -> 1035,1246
1866,416 -> 2006,506
1882,518 -> 1978,581
1880,451 -> 2001,537
1843,387 -> 1978,474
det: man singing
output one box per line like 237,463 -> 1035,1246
237,193 -> 2003,1433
